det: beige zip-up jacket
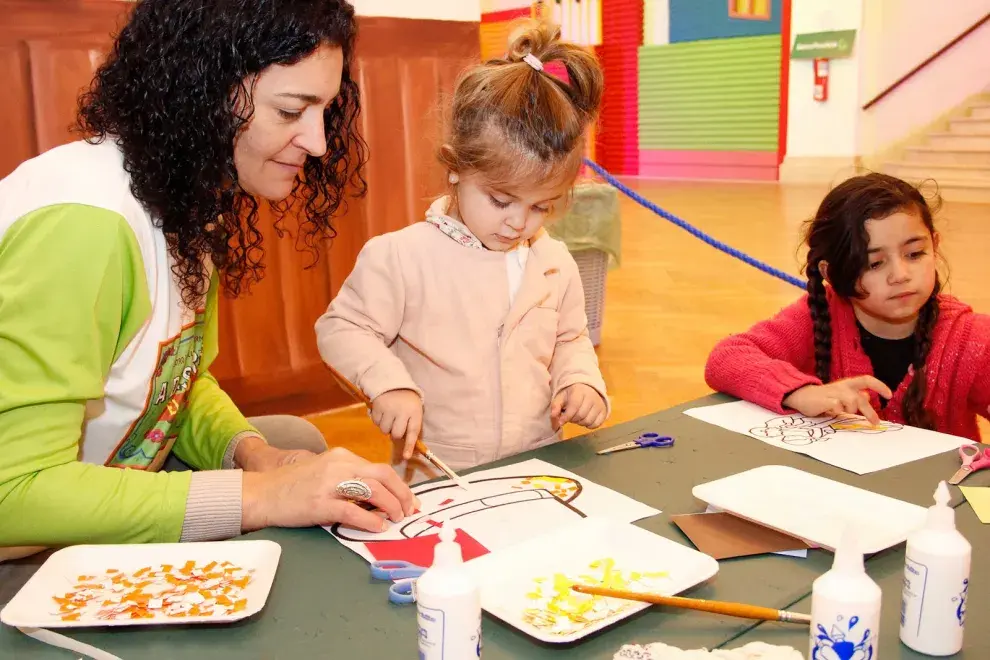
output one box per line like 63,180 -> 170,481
315,213 -> 609,483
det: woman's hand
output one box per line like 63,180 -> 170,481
233,434 -> 315,472
782,376 -> 893,426
551,383 -> 607,430
241,447 -> 419,534
371,389 -> 423,460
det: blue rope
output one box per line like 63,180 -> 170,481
582,158 -> 807,290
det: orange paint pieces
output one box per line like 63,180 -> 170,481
51,561 -> 254,623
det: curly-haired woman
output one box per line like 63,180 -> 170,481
0,0 -> 416,559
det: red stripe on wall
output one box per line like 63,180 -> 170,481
595,0 -> 643,176
777,0 -> 792,166
481,7 -> 532,23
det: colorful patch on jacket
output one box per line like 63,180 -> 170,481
107,310 -> 205,469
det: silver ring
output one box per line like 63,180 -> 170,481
335,479 -> 373,502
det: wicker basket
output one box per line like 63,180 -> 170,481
571,248 -> 609,347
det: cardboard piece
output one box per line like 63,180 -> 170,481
671,512 -> 812,560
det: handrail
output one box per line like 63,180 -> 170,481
862,11 -> 990,110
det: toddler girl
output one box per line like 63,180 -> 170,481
316,22 -> 609,481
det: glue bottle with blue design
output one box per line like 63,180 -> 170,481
809,526 -> 881,660
899,480 -> 970,656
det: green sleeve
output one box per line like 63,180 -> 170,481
0,205 -> 190,545
171,272 -> 257,470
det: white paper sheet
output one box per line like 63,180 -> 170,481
685,400 -> 973,475
325,458 -> 660,564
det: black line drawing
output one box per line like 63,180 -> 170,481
330,475 -> 586,542
750,414 -> 903,447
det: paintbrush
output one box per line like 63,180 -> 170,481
570,585 -> 811,625
325,365 -> 470,490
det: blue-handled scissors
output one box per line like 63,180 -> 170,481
597,432 -> 674,455
370,560 -> 428,604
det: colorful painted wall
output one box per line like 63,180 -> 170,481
638,0 -> 788,180
479,1 -> 609,165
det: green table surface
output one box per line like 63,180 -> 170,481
2,394 -> 986,659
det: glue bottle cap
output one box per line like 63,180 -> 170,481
832,525 -> 865,575
432,526 -> 463,567
925,480 -> 956,531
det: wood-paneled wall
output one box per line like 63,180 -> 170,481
0,1 -> 480,416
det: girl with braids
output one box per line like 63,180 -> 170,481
706,173 -> 990,439
0,0 -> 417,559
317,21 -> 610,483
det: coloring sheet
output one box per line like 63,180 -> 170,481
685,400 -> 973,475
325,458 -> 660,565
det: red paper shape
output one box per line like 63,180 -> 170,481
364,530 -> 489,565
439,498 -> 455,506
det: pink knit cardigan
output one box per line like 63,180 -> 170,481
705,289 -> 990,441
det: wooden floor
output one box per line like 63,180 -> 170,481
308,178 -> 990,460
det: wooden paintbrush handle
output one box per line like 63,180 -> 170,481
325,365 -> 468,486
571,585 -> 810,624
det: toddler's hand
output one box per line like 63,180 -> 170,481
371,389 -> 423,460
552,384 -> 607,430
782,376 -> 893,426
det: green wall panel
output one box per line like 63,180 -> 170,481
639,35 -> 782,151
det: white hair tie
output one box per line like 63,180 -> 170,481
522,53 -> 544,72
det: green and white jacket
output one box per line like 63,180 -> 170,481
0,139 -> 249,546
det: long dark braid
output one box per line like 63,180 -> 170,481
806,265 -> 832,383
902,281 -> 940,429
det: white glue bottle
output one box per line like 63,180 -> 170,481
900,480 -> 971,656
809,527 -> 881,660
416,525 -> 482,659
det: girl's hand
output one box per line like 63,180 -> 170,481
552,384 -> 607,430
371,389 -> 423,460
782,376 -> 893,426
241,447 -> 419,533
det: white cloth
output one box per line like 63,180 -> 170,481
505,242 -> 530,305
0,139 -> 204,468
613,641 -> 805,660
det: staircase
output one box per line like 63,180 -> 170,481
885,93 -> 990,204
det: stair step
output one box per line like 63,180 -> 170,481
886,162 -> 990,182
902,146 -> 990,167
928,133 -> 990,150
971,105 -> 990,120
949,118 -> 990,135
936,182 -> 990,203
886,175 -> 990,203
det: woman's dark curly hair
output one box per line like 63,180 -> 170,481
802,173 -> 941,429
77,0 -> 368,307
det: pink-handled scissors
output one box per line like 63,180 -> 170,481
948,444 -> 990,485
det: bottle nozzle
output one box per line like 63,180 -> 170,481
432,525 -> 464,567
934,480 -> 951,507
833,525 -> 865,574
925,480 -> 956,531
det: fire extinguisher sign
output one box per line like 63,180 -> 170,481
791,30 -> 855,104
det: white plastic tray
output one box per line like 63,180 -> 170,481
464,517 -> 718,643
1,540 -> 281,629
692,465 -> 926,554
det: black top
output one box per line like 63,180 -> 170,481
858,323 -> 916,402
